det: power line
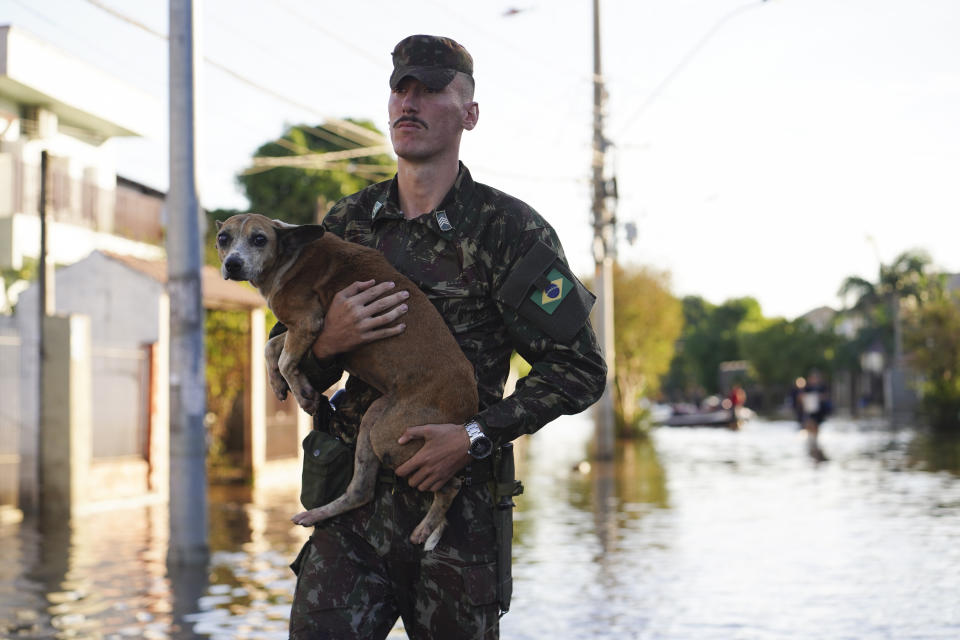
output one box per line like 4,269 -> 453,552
77,0 -> 386,147
268,0 -> 386,69
82,0 -> 165,38
616,0 -> 771,138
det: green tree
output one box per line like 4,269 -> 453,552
610,264 -> 683,436
238,120 -> 395,225
903,289 -> 960,430
739,317 -> 838,410
205,309 -> 251,477
664,295 -> 762,398
838,249 -> 938,367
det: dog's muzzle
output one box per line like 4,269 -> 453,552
223,255 -> 244,280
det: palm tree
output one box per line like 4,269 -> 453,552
838,249 -> 940,416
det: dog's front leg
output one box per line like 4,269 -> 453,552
278,326 -> 322,415
264,333 -> 289,401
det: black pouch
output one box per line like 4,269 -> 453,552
300,429 -> 354,510
496,240 -> 596,343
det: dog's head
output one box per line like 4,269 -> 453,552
215,213 -> 324,285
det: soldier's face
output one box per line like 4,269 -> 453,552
388,76 -> 477,162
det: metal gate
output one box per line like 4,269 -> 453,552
91,345 -> 150,459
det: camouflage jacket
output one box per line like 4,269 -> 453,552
304,163 -> 606,446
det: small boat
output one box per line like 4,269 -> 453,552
658,407 -> 746,429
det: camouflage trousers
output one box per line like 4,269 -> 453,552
289,474 -> 501,639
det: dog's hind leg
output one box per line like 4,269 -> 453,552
410,477 -> 462,551
290,424 -> 380,527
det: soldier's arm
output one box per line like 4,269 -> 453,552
478,227 -> 607,445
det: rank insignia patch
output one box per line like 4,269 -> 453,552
435,210 -> 453,232
530,269 -> 571,314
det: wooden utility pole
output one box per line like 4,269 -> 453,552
36,149 -> 53,512
591,0 -> 616,460
167,0 -> 208,566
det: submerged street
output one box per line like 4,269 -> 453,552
2,413 -> 959,639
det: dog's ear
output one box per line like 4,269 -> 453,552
276,224 -> 325,255
216,219 -> 223,230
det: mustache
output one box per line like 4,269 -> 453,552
393,115 -> 428,129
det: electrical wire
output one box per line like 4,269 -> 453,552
616,0 -> 771,138
77,0 -> 387,147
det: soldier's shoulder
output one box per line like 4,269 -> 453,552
335,179 -> 392,210
471,180 -> 552,235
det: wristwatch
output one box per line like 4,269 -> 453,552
464,420 -> 493,460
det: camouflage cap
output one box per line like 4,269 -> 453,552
389,35 -> 473,91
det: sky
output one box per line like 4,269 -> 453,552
3,0 -> 959,319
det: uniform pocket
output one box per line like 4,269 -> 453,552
462,561 -> 499,607
300,429 -> 354,510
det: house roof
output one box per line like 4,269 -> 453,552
102,251 -> 265,311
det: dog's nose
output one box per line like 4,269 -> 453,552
224,255 -> 243,277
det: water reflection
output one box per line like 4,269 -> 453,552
2,416 -> 959,639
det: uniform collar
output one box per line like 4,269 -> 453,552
370,162 -> 476,238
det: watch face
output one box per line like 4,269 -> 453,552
469,436 -> 493,459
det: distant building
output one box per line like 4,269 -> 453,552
0,24 -> 163,276
797,306 -> 836,333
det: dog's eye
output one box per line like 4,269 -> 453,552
252,234 -> 268,247
216,232 -> 229,246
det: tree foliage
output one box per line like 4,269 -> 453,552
739,317 -> 839,409
904,289 -> 960,430
609,264 -> 683,435
663,295 -> 762,399
237,120 -> 395,226
205,309 -> 251,472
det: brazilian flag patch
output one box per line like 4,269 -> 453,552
529,269 -> 571,315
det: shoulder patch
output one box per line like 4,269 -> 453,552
496,240 -> 595,342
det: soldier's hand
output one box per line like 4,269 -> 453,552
312,280 -> 408,360
395,424 -> 471,492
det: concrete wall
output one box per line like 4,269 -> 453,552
17,252 -> 168,511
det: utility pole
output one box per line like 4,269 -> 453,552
591,0 -> 616,461
167,0 -> 208,566
36,149 -> 53,512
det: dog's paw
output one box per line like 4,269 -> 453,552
295,394 -> 320,416
411,518 -> 448,550
290,510 -> 321,527
268,375 -> 289,401
422,521 -> 447,551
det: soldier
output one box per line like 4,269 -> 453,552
285,34 -> 607,639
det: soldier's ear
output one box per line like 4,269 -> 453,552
276,224 -> 324,255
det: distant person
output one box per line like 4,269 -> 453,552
726,383 -> 747,426
797,371 -> 831,461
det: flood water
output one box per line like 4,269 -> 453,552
2,414 -> 960,639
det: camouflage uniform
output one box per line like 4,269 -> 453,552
288,162 -> 606,639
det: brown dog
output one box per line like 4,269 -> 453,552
215,213 -> 478,548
